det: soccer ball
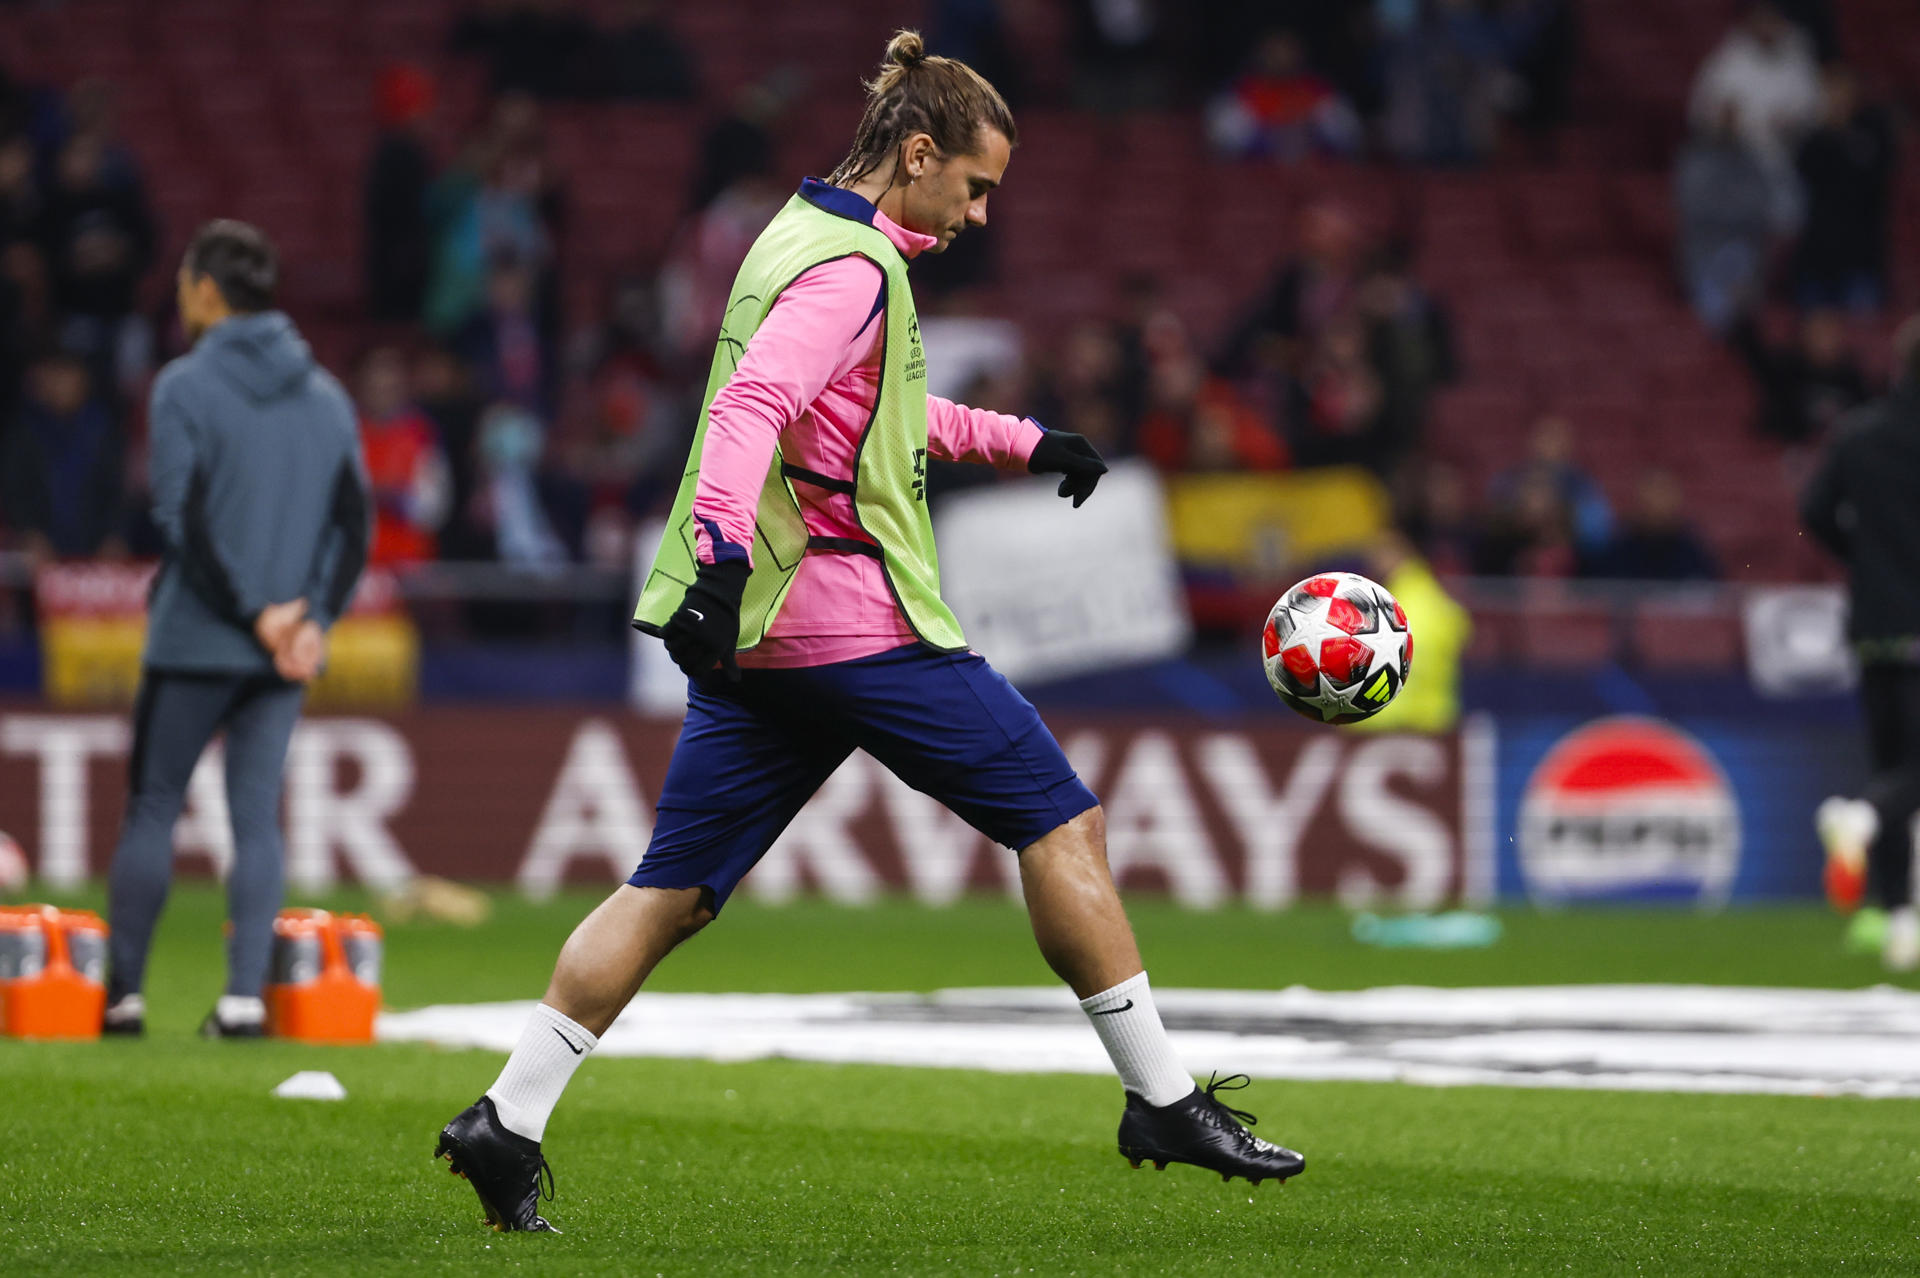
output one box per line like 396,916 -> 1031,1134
1261,571 -> 1412,724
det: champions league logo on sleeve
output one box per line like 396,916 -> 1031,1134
1517,717 -> 1741,906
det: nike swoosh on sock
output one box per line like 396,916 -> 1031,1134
551,1026 -> 584,1055
1090,999 -> 1135,1016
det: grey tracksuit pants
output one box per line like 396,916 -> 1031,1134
107,669 -> 305,1001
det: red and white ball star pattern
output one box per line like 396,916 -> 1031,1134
1262,572 -> 1412,724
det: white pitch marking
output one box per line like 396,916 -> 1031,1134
377,984 -> 1920,1099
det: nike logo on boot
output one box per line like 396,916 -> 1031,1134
1091,999 -> 1135,1016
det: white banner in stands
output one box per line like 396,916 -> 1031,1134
1743,585 -> 1855,697
935,460 -> 1191,684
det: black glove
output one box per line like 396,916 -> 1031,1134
1027,428 -> 1109,508
660,559 -> 749,682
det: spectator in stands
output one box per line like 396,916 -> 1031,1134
0,348 -> 122,560
1219,201 -> 1361,380
1069,0 -> 1170,112
364,64 -> 438,324
1675,102 -> 1779,334
656,172 -> 783,375
1728,306 -> 1870,444
1358,242 -> 1458,462
1476,470 -> 1580,578
594,0 -> 696,102
1289,312 -> 1389,470
1774,0 -> 1840,65
1506,0 -> 1579,141
450,0 -> 595,101
457,254 -> 554,419
424,96 -> 558,336
34,128 -> 154,375
1109,271 -> 1164,431
1793,66 -> 1896,313
569,273 -> 684,519
58,79 -> 142,195
1601,468 -> 1718,581
412,343 -> 488,559
1489,414 -> 1612,561
1687,1 -> 1821,225
1379,0 -> 1509,165
471,402 -> 569,567
356,345 -> 450,566
1204,29 -> 1363,162
929,0 -> 1027,108
1032,320 -> 1132,460
1138,316 -> 1286,472
689,77 -> 792,212
0,130 -> 44,410
0,128 -> 39,244
1396,458 -> 1480,578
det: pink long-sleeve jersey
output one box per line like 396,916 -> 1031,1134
691,182 -> 1042,668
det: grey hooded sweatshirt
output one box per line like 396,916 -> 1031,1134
142,311 -> 370,673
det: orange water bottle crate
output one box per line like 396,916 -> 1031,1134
0,905 -> 108,1039
265,908 -> 383,1043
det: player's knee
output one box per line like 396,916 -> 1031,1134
678,887 -> 719,939
1023,804 -> 1107,864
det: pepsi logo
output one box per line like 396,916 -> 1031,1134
1518,718 -> 1741,905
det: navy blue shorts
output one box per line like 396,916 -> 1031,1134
628,644 -> 1098,911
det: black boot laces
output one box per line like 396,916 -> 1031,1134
1200,1072 -> 1259,1127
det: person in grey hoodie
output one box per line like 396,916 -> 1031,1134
103,220 -> 370,1038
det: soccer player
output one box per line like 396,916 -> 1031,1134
1803,314 -> 1920,972
102,220 -> 370,1038
436,32 -> 1304,1232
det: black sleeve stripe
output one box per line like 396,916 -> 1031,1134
179,465 -> 248,626
320,459 -> 371,621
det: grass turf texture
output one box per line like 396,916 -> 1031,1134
3,886 -> 1917,1275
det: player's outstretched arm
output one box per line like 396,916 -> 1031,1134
923,400 -> 1107,506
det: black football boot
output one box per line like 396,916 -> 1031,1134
1117,1073 -> 1306,1186
435,1095 -> 559,1232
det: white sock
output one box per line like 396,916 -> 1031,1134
1079,972 -> 1193,1107
486,1003 -> 599,1143
216,995 -> 264,1025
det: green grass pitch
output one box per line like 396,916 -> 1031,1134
2,886 -> 1916,1275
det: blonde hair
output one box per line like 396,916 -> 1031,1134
828,29 -> 1017,188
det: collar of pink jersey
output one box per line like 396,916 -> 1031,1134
796,177 -> 939,259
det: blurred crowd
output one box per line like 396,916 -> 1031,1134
1,0 -> 1900,602
1399,417 -> 1718,583
1676,0 -> 1900,442
0,70 -> 155,565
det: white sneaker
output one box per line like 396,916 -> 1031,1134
1816,796 -> 1877,859
1816,797 -> 1877,912
102,993 -> 146,1036
1884,908 -> 1920,973
202,994 -> 268,1039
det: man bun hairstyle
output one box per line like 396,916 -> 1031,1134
183,218 -> 279,313
828,29 -> 1017,188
